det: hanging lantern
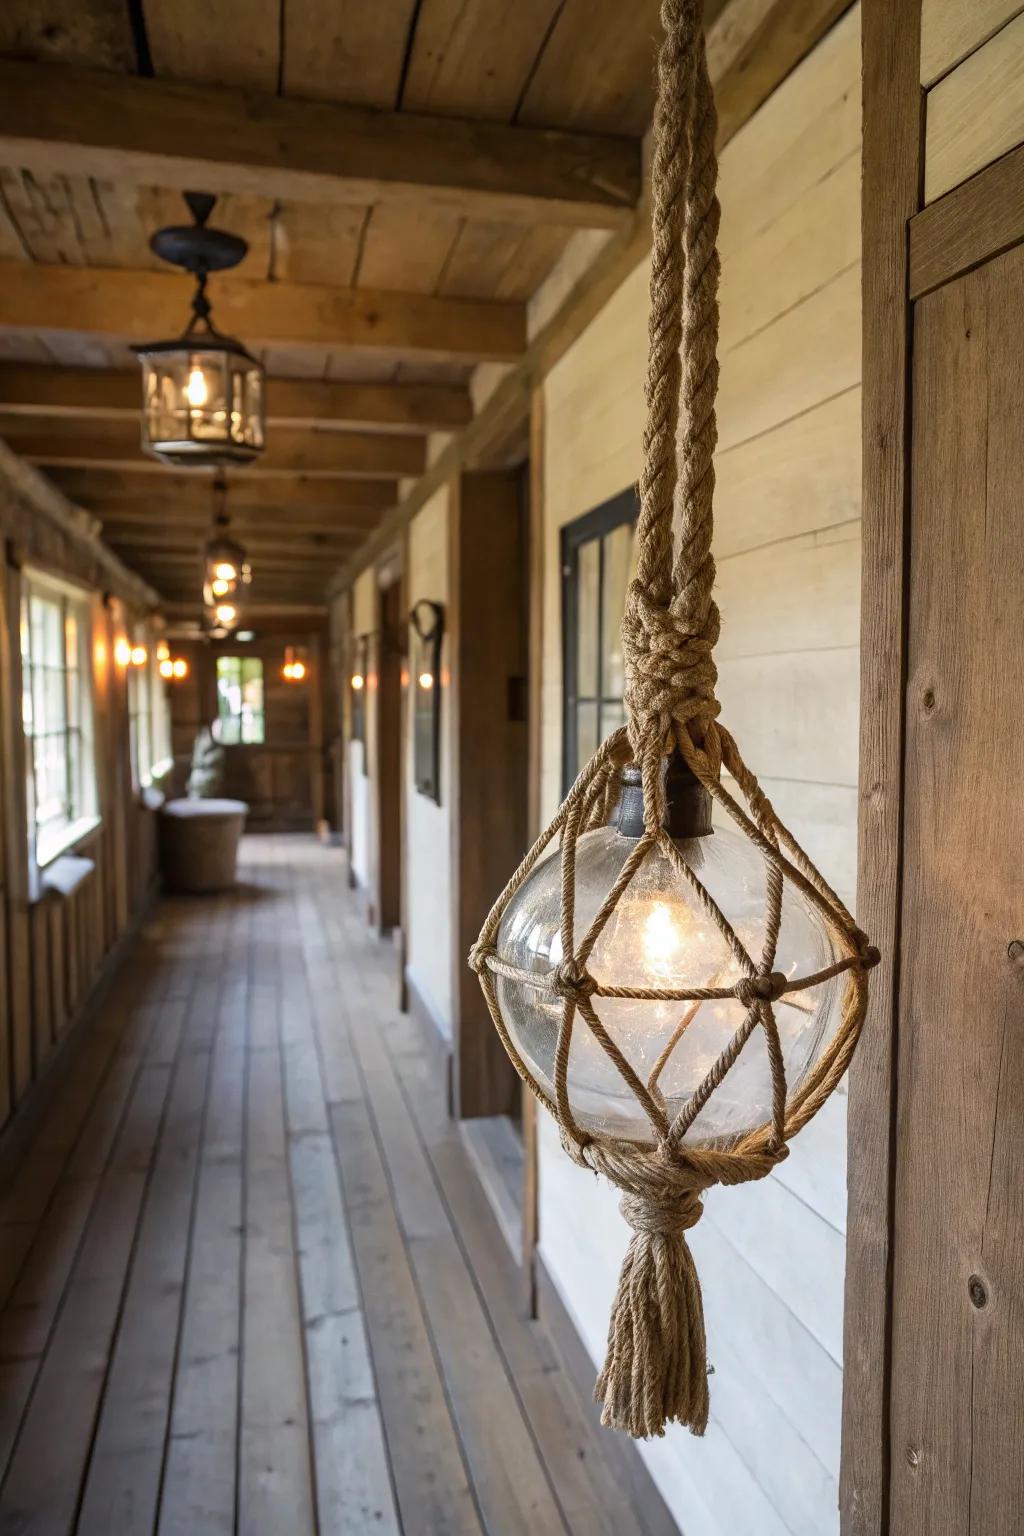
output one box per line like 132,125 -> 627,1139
282,645 -> 308,682
202,477 -> 253,605
135,192 -> 265,468
470,0 -> 879,1444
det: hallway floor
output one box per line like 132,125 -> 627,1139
0,836 -> 664,1536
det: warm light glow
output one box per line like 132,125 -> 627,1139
212,560 -> 238,583
417,670 -> 434,691
214,603 -> 237,626
130,644 -> 148,667
185,366 -> 209,408
350,673 -> 365,691
172,658 -> 188,680
642,900 -> 685,981
159,658 -> 174,679
114,637 -> 133,668
290,660 -> 306,681
156,639 -> 170,662
211,578 -> 231,598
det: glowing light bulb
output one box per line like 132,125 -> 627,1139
418,670 -> 434,690
291,660 -> 306,680
211,578 -> 231,598
114,637 -> 132,668
214,603 -> 237,626
172,658 -> 188,679
157,640 -> 170,662
641,900 -> 685,980
351,673 -> 365,691
185,367 -> 208,408
213,560 -> 237,583
159,658 -> 174,679
130,644 -> 148,667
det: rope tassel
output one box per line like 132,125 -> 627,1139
597,1190 -> 709,1439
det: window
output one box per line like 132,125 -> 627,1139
561,488 -> 639,791
20,571 -> 98,868
216,655 -> 265,744
128,629 -> 173,788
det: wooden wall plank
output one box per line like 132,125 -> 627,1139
919,0 -> 1024,86
924,9 -> 1024,200
909,136 -> 1024,297
888,240 -> 1024,1536
841,2 -> 923,1532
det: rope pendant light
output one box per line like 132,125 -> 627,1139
470,0 -> 879,1441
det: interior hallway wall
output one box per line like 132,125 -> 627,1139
403,486 -> 453,1038
535,9 -> 861,1533
348,566 -> 375,893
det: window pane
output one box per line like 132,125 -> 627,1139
216,655 -> 265,747
576,540 -> 599,697
576,701 -> 599,769
601,522 -> 635,700
600,700 -> 626,741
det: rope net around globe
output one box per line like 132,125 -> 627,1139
468,0 -> 878,1442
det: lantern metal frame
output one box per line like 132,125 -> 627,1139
201,477 -> 253,606
134,192 -> 266,468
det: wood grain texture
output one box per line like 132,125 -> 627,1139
909,136 -> 1024,297
0,260 -> 526,362
0,59 -> 640,230
49,467 -> 395,514
0,0 -> 135,68
282,0 -> 417,107
888,243 -> 1024,1536
919,0 -> 1024,85
841,2 -> 923,1533
402,0 -> 563,122
924,9 -> 1024,200
143,0 -> 280,89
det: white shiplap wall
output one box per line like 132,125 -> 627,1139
536,9 -> 861,1533
404,487 -> 454,1036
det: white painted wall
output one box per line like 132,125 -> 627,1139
349,566 -> 375,891
404,488 -> 453,1038
536,10 -> 861,1533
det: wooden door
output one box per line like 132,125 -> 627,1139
886,243 -> 1024,1535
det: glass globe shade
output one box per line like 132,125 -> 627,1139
495,823 -> 842,1146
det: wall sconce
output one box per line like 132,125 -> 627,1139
130,644 -> 148,667
134,193 -> 265,467
282,645 -> 308,682
160,655 -> 189,681
409,600 -> 444,804
349,633 -> 369,745
114,637 -> 133,668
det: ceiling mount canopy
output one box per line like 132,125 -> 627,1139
134,192 -> 265,470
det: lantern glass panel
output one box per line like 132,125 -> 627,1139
138,345 -> 264,466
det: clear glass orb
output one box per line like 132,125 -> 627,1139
495,824 -> 841,1146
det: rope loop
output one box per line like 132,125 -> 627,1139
467,939 -> 496,975
621,1187 -> 704,1236
552,958 -> 598,1006
734,971 -> 788,1008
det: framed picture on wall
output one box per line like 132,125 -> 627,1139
350,633 -> 368,749
409,600 -> 444,804
561,486 -> 640,793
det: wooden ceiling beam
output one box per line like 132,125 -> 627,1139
44,467 -> 396,512
0,262 -> 525,363
0,364 -> 472,435
1,418 -> 425,478
94,509 -> 378,538
0,60 -> 639,231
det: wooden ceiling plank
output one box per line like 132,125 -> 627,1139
355,205 -> 461,295
0,364 -> 472,433
44,466 -> 397,512
0,1 -> 136,70
0,260 -> 526,362
0,60 -> 640,230
281,0 -> 418,109
142,0 -> 281,91
401,0 -> 564,122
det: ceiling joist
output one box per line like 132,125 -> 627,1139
0,60 -> 640,231
0,261 -> 526,362
44,467 -> 396,512
0,365 -> 472,435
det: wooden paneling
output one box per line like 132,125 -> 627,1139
448,472 -> 525,1120
282,0 -> 417,107
924,10 -> 1024,201
402,0 -> 563,121
909,137 -> 1024,298
887,241 -> 1024,1536
841,3 -> 923,1533
144,0 -> 279,89
920,0 -> 1024,86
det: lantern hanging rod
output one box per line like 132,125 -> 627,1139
149,192 -> 251,345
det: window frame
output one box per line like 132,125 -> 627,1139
215,653 -> 266,746
127,626 -> 173,791
560,486 -> 639,794
20,567 -> 100,874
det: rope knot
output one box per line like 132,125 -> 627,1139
853,929 -> 881,970
620,1187 -> 704,1237
734,971 -> 788,1008
467,940 -> 496,975
552,959 -> 598,1006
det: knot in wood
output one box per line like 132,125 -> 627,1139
734,971 -> 788,1008
620,1187 -> 704,1237
552,959 -> 598,1006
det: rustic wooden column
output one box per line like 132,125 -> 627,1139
447,470 -> 526,1120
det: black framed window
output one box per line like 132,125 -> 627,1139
561,486 -> 639,793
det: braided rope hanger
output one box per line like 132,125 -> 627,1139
470,0 -> 878,1441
